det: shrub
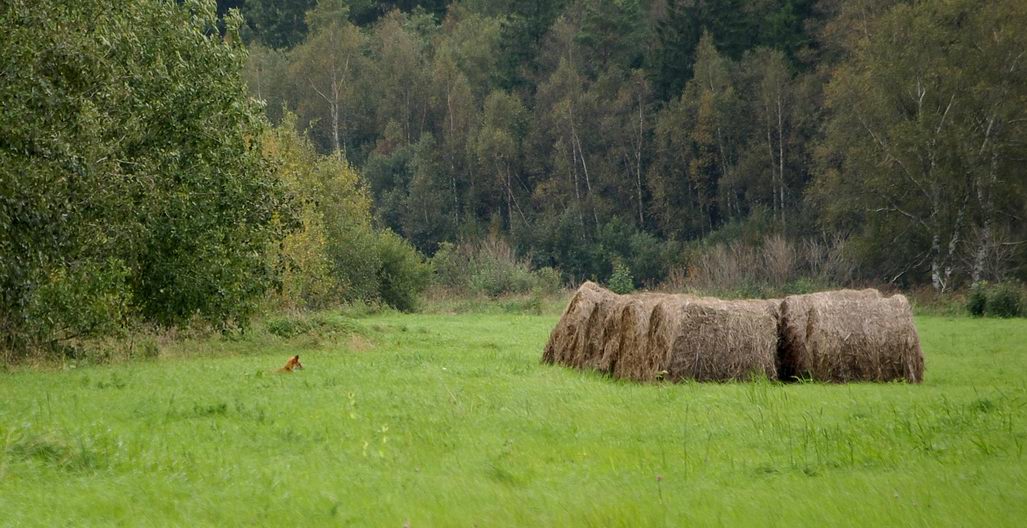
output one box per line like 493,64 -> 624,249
432,236 -> 557,297
469,262 -> 535,297
608,260 -> 634,294
534,267 -> 563,292
265,312 -> 356,338
985,282 -> 1023,318
967,283 -> 988,317
783,277 -> 822,295
375,230 -> 432,312
265,316 -> 314,339
431,242 -> 468,290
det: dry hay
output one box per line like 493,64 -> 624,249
543,284 -> 922,384
542,281 -> 620,371
656,297 -> 778,382
779,289 -> 923,382
604,294 -> 671,380
545,283 -> 778,382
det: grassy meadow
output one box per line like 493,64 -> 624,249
0,306 -> 1025,526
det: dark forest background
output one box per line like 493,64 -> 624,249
223,0 -> 1026,292
2,0 -> 1025,357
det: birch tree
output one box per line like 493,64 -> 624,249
816,0 -> 1027,290
289,1 -> 364,156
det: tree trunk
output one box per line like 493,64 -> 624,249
777,91 -> 786,231
568,103 -> 598,230
635,89 -> 645,225
972,149 -> 999,285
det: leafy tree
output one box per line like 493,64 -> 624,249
243,43 -> 291,124
375,229 -> 433,311
738,48 -> 798,230
239,0 -> 316,49
236,0 -> 1027,292
1,0 -> 289,353
402,134 -> 459,252
288,1 -> 366,156
681,33 -> 740,234
607,258 -> 634,293
814,0 -> 1027,290
368,11 -> 434,146
651,0 -> 702,100
577,0 -> 647,74
474,91 -> 529,233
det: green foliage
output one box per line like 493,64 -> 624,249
1,0 -> 289,355
965,281 -> 1023,318
596,218 -> 681,287
375,230 -> 432,312
576,0 -> 646,73
967,284 -> 988,317
607,260 -> 634,294
432,238 -> 558,297
985,282 -> 1023,318
264,312 -> 355,339
815,0 -> 1027,289
263,115 -> 430,312
401,134 -> 459,253
227,0 -> 1027,294
238,0 -> 316,48
533,267 -> 563,292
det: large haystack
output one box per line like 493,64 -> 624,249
544,284 -> 923,384
545,283 -> 779,382
779,290 -> 923,382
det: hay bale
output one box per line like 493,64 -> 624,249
663,298 -> 779,382
604,295 -> 670,380
779,290 -> 923,382
542,281 -> 620,370
545,285 -> 779,382
611,296 -> 779,382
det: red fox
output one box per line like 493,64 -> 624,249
277,355 -> 304,373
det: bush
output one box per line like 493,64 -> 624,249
594,217 -> 680,288
608,260 -> 634,294
375,230 -> 432,312
432,236 -> 558,297
265,316 -> 315,339
265,312 -> 356,339
967,283 -> 988,317
966,282 -> 1024,318
534,267 -> 563,291
431,242 -> 468,290
985,282 -> 1023,318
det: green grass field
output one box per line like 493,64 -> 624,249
1,311 -> 1025,527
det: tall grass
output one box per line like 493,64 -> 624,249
676,234 -> 857,297
1,313 -> 1025,526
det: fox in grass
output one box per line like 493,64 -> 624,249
277,355 -> 304,373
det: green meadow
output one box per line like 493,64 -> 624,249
1,310 -> 1025,527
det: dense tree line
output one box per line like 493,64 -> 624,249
1,0 -> 428,357
2,0 -> 1024,355
234,0 -> 1027,290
